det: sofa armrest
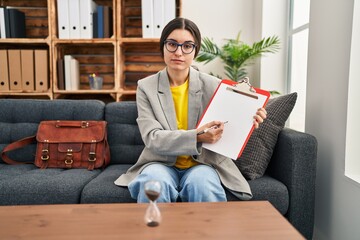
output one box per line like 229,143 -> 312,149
266,128 -> 317,240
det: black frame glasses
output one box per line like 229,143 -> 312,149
164,40 -> 197,54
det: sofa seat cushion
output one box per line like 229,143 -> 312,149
81,164 -> 135,203
226,175 -> 289,215
0,164 -> 101,205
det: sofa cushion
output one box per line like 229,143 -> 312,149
226,175 -> 289,215
235,93 -> 297,180
0,99 -> 105,164
0,164 -> 101,205
105,102 -> 144,165
81,164 -> 135,203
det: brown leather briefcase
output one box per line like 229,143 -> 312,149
1,120 -> 110,170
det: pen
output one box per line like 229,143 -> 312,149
197,121 -> 228,135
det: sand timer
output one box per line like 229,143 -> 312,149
144,180 -> 162,227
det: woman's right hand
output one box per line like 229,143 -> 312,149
196,121 -> 225,144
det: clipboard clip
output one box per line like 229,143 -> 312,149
226,77 -> 258,99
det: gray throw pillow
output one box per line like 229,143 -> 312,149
235,92 -> 297,180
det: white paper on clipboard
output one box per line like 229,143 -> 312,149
197,79 -> 270,160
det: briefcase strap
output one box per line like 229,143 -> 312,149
87,141 -> 97,170
1,136 -> 37,165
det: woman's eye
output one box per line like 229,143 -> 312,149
183,44 -> 193,49
168,42 -> 177,47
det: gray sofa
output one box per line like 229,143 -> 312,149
0,99 -> 317,239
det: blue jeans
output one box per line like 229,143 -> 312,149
128,163 -> 227,203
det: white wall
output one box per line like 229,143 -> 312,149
181,0 -> 286,91
182,0 -> 256,82
307,0 -> 360,239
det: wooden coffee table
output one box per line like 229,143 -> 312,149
0,201 -> 304,239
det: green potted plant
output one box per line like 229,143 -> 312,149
196,32 -> 280,93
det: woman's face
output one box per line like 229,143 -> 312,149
163,29 -> 196,73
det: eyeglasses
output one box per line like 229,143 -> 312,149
164,40 -> 197,54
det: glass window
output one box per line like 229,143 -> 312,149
345,0 -> 360,183
292,0 -> 311,29
288,30 -> 309,131
287,0 -> 310,131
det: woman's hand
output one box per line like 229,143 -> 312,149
253,107 -> 267,129
196,108 -> 267,143
196,121 -> 225,144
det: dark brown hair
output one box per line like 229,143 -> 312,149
160,18 -> 201,58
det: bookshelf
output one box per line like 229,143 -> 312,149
0,0 -> 182,102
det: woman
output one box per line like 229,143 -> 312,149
114,18 -> 267,202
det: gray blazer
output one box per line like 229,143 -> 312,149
114,67 -> 252,200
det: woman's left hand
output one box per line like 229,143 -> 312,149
253,107 -> 267,129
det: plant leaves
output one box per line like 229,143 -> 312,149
195,33 -> 281,82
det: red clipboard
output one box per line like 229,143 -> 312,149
197,78 -> 270,160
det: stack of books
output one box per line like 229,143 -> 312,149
57,55 -> 80,91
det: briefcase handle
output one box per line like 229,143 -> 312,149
55,121 -> 89,128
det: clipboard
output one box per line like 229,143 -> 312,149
197,78 -> 270,160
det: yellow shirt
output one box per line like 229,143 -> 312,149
170,79 -> 198,169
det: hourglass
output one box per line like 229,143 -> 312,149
144,180 -> 162,227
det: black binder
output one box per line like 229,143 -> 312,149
8,8 -> 26,38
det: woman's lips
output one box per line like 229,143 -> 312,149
171,59 -> 184,63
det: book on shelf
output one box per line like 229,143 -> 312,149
153,0 -> 164,37
64,55 -> 80,90
0,7 -> 10,38
21,49 -> 35,91
141,0 -> 153,38
57,58 -> 65,90
0,50 -> 10,91
0,7 -> 7,38
96,5 -> 104,38
70,57 -> 80,90
69,0 -> 81,39
64,55 -> 73,90
34,50 -> 48,92
80,0 -> 97,39
8,8 -> 26,38
57,0 -> 70,38
141,0 -> 175,38
103,5 -> 112,38
92,11 -> 98,38
8,50 -> 22,90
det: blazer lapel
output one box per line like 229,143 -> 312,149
157,69 -> 177,130
188,67 -> 202,129
157,67 -> 203,130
